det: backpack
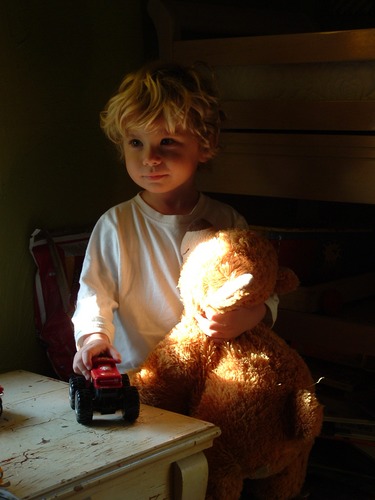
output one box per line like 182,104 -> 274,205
29,229 -> 91,381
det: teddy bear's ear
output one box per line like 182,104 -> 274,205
207,273 -> 253,310
274,267 -> 300,295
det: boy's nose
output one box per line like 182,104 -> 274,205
143,147 -> 161,166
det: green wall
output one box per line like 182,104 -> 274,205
0,1 -> 147,374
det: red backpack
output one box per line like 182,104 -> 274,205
30,229 -> 91,381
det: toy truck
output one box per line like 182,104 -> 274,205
69,357 -> 140,425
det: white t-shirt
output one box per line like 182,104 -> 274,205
72,192 -> 277,371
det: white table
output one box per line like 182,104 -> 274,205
0,370 -> 220,499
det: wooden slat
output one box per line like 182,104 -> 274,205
173,28 -> 375,66
148,0 -> 315,59
275,308 -> 375,356
197,133 -> 375,204
222,100 -> 375,132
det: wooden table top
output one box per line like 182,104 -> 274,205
0,370 -> 220,499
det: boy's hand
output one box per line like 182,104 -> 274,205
73,333 -> 122,380
196,303 -> 266,340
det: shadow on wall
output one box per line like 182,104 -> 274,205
0,0 -> 145,374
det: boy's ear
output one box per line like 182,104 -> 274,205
200,131 -> 220,163
199,144 -> 216,163
198,148 -> 213,163
198,130 -> 219,163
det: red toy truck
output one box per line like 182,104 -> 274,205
69,357 -> 140,425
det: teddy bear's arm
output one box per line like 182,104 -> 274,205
131,334 -> 203,415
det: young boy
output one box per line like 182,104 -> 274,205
72,61 -> 278,379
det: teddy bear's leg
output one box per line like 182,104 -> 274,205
204,448 -> 244,500
206,470 -> 244,500
247,447 -> 311,500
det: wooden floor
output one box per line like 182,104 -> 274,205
240,474 -> 374,500
303,471 -> 375,500
240,438 -> 375,499
303,438 -> 375,500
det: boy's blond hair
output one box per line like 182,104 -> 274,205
100,61 -> 222,160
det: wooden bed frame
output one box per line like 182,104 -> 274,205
148,1 -> 375,358
148,0 -> 375,205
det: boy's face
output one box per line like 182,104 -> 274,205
122,121 -> 208,195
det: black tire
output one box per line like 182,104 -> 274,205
69,375 -> 86,410
122,385 -> 140,423
121,373 -> 130,387
75,388 -> 93,424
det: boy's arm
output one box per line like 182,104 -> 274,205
73,333 -> 121,380
196,293 -> 279,340
72,213 -> 120,366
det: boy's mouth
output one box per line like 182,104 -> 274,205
143,174 -> 168,180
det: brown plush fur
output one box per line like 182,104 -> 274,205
132,224 -> 323,500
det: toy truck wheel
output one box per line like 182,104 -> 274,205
75,388 -> 93,424
122,385 -> 140,422
69,375 -> 86,410
121,373 -> 130,387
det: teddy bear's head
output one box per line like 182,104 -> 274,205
179,221 -> 299,317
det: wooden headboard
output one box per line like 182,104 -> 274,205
148,0 -> 375,361
148,0 -> 375,205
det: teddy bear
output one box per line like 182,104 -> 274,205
132,220 -> 323,500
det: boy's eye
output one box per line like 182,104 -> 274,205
129,139 -> 142,147
160,138 -> 176,146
